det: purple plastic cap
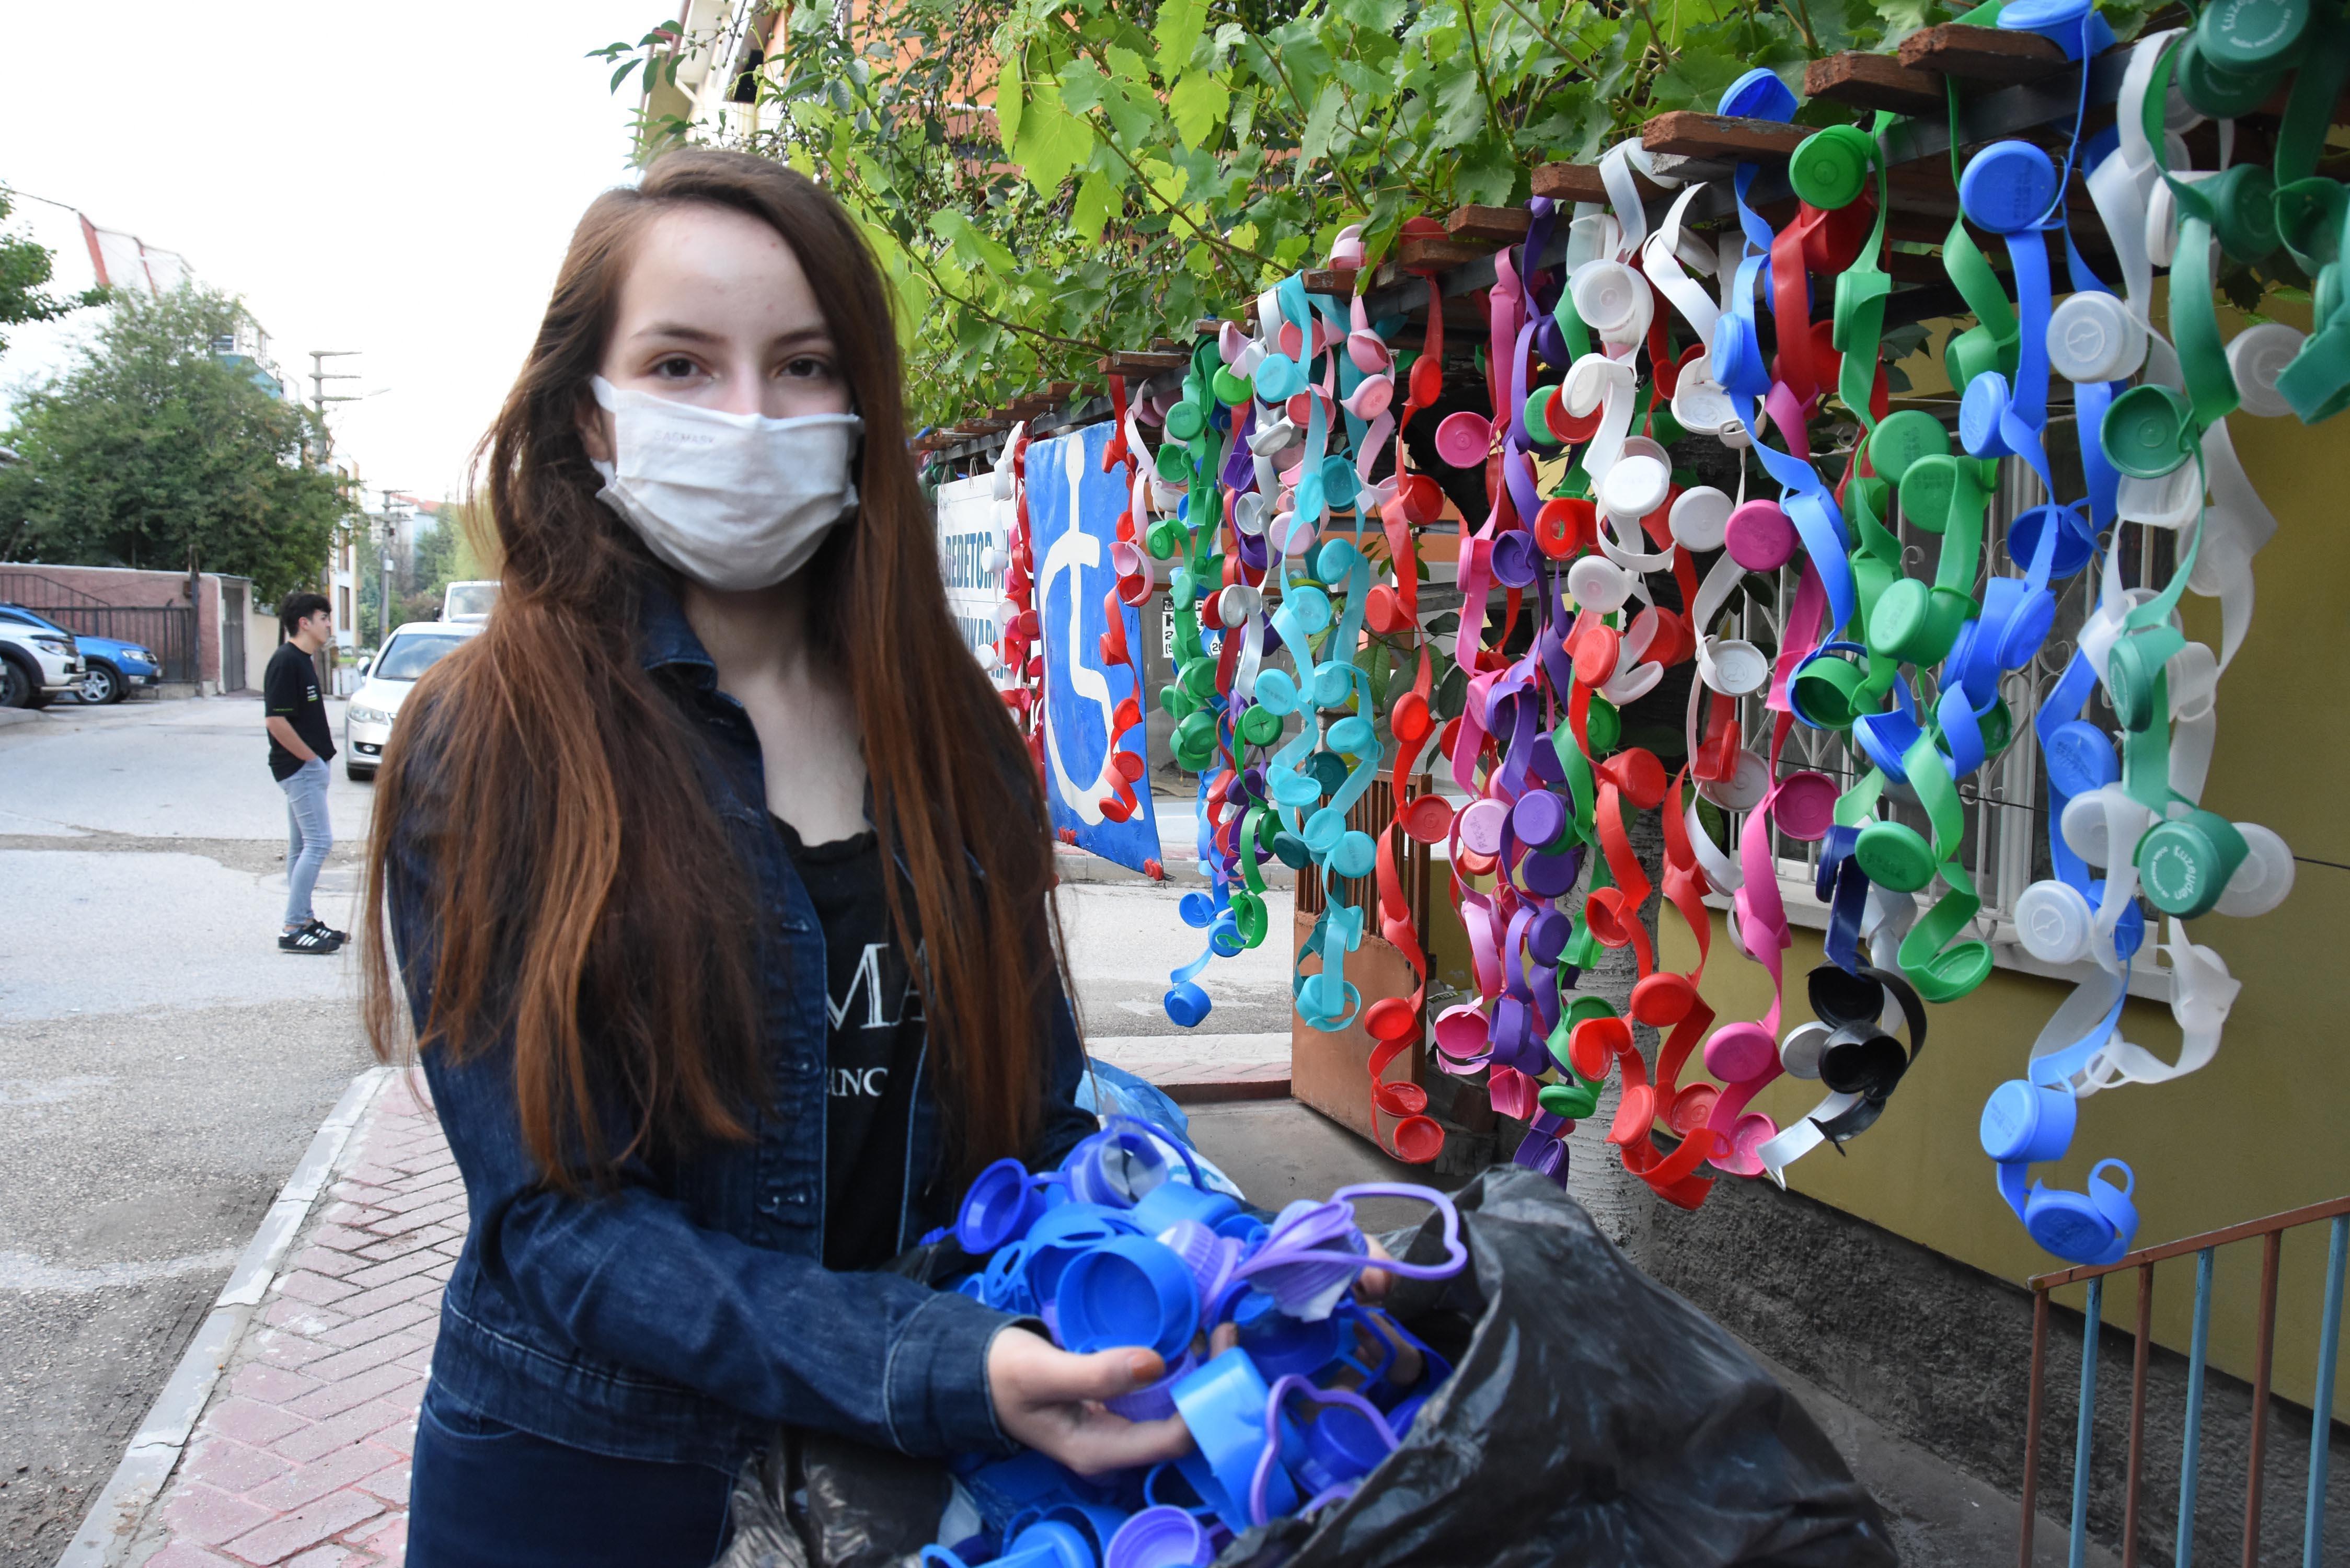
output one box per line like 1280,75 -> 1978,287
1104,1506 -> 1214,1568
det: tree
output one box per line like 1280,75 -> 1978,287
0,284 -> 355,600
0,188 -> 105,356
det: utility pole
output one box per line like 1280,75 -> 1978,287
307,350 -> 361,466
375,487 -> 406,645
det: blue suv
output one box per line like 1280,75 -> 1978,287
0,604 -> 162,704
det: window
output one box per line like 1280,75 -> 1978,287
338,586 -> 352,626
1708,419 -> 2174,999
373,632 -> 468,682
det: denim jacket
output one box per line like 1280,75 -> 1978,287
387,584 -> 1098,1473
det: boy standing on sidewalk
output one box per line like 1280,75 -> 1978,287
265,593 -> 343,954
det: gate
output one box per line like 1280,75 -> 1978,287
0,569 -> 200,684
218,579 -> 247,691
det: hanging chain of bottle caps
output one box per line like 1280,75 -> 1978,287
1080,0 -> 2329,1258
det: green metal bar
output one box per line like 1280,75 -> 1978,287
2074,1276 -> 2103,1568
2177,1248 -> 2214,1568
2305,1216 -> 2346,1568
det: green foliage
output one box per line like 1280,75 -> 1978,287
0,285 -> 356,600
0,189 -> 106,358
593,0 -> 2055,425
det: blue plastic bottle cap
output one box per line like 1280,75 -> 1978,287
1996,0 -> 2091,29
1979,1078 -> 2077,1164
1132,1179 -> 1241,1237
1000,1520 -> 1098,1568
2007,502 -> 2096,582
1024,1204 -> 1145,1302
1718,66 -> 1798,122
1104,1506 -> 1215,1568
1234,1290 -> 1345,1379
1172,1348 -> 1295,1532
1304,1401 -> 1392,1485
1959,141 -> 2060,234
1053,1235 -> 1202,1361
2026,1188 -> 2120,1263
1959,374 -> 2015,459
958,1158 -> 1044,1255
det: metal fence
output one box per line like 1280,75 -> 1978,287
2020,1195 -> 2349,1568
0,570 -> 199,683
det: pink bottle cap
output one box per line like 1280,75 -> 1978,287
1723,499 -> 1798,571
1434,410 -> 1492,468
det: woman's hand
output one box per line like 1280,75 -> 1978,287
986,1328 -> 1196,1477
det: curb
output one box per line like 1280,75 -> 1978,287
56,1065 -> 396,1568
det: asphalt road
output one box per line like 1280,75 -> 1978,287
0,695 -> 376,1567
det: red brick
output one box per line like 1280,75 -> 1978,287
261,1297 -> 350,1337
282,1360 -> 422,1422
201,1396 -> 308,1449
181,1434 -> 293,1495
158,1480 -> 273,1546
282,1547 -> 362,1568
335,1251 -> 440,1298
321,1284 -> 439,1335
269,1398 -> 406,1463
299,1327 -> 430,1385
242,1438 -> 396,1512
228,1363 -> 326,1406
349,1232 -> 437,1265
274,1270 -> 360,1307
351,1512 -> 408,1561
139,1546 -> 243,1568
217,1490 -> 384,1565
305,1224 -> 381,1256
354,1456 -> 410,1506
249,1329 -> 337,1371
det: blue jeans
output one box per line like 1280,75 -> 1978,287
279,757 -> 331,928
408,1384 -> 734,1568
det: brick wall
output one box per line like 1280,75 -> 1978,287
0,562 -> 224,688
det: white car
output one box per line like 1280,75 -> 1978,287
441,580 -> 498,622
0,618 -> 84,710
342,619 -> 483,780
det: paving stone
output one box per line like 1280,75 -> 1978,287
216,1490 -> 385,1565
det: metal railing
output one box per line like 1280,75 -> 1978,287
0,569 -> 200,683
2020,1194 -> 2350,1568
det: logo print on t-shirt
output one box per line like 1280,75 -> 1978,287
826,941 -> 924,1099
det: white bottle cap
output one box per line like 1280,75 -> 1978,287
1697,745 -> 1773,811
1670,486 -> 1734,551
2015,879 -> 2094,964
1572,261 -> 1650,341
1703,638 -> 1770,697
2226,322 -> 2305,419
1567,554 -> 1633,614
1600,455 -> 1672,522
2116,462 -> 2203,528
1779,1021 -> 1831,1080
2047,292 -> 2147,384
2214,823 -> 2295,918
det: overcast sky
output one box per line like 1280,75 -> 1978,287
1,0 -> 664,504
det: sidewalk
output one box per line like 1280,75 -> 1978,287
104,1070 -> 455,1567
77,1028 -> 1284,1567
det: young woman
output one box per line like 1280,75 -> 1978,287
362,148 -> 1194,1567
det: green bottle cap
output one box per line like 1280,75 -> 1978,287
1211,366 -> 1253,407
1895,453 -> 1968,537
2197,0 -> 2309,74
1944,324 -> 2012,396
1154,442 -> 1191,484
2137,811 -> 2250,918
1584,696 -> 1621,756
1164,400 -> 1207,441
2275,177 -> 2347,274
1869,409 -> 1951,485
1789,124 -> 1875,211
2176,36 -> 2284,120
1854,820 -> 1940,893
1791,654 -> 1867,730
2100,385 -> 2196,480
2276,317 -> 2350,423
1238,702 -> 1284,746
1524,389 -> 1561,448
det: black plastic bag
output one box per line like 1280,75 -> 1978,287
1216,1168 -> 1896,1568
720,1168 -> 1896,1568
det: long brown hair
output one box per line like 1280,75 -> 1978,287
361,148 -> 1063,1193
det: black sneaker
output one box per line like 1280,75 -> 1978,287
305,917 -> 350,946
280,924 -> 344,955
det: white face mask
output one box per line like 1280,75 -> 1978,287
588,375 -> 863,592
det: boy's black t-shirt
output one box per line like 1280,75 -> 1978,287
263,642 -> 336,781
776,817 -> 926,1272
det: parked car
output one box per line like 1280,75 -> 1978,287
441,579 -> 498,622
0,615 -> 83,709
342,618 -> 483,779
0,604 -> 162,704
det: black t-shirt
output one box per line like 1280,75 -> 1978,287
263,642 -> 336,781
777,817 -> 927,1272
